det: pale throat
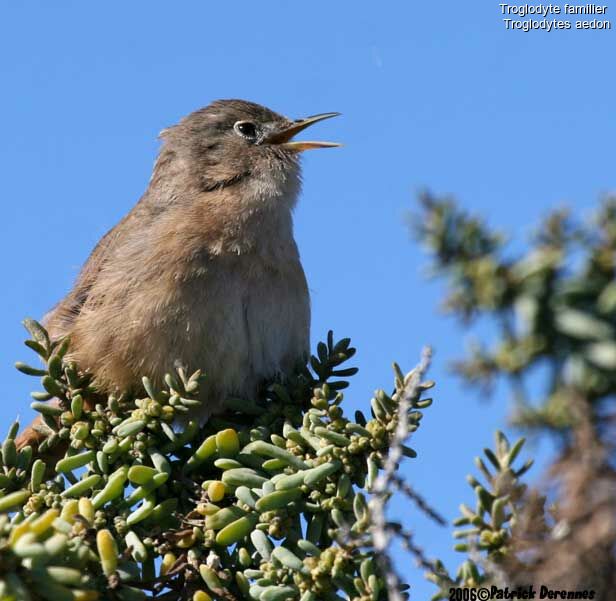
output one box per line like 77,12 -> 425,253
249,159 -> 302,211
210,168 -> 301,260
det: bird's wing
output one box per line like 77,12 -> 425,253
44,212 -> 133,339
45,147 -> 178,339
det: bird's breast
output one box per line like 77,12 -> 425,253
175,250 -> 310,414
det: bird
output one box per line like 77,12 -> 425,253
16,99 -> 340,449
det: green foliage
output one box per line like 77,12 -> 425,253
0,325 -> 436,601
426,431 -> 536,599
416,194 -> 616,432
416,195 -> 616,598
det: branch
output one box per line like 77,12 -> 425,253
369,347 -> 433,601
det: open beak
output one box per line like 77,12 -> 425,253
265,112 -> 341,151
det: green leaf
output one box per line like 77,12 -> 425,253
554,309 -> 613,341
215,513 -> 258,546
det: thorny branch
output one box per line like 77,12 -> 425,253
369,347 -> 434,601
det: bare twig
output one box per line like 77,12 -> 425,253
391,475 -> 447,526
369,347 -> 433,601
389,523 -> 440,573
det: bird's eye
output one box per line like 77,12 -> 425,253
233,121 -> 258,140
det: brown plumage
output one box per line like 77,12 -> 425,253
16,99 -> 339,449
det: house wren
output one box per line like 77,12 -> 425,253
18,99 -> 340,446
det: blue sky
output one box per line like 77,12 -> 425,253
1,2 -> 614,598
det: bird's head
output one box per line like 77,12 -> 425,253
159,99 -> 340,205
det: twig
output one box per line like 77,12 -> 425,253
391,475 -> 447,526
389,523 -> 440,573
369,347 -> 433,601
